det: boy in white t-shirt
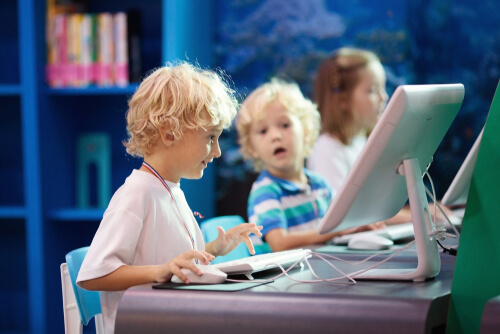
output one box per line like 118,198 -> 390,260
77,62 -> 262,334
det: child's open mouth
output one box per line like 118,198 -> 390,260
273,147 -> 286,156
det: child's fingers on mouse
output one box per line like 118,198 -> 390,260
173,259 -> 202,276
202,250 -> 216,259
172,269 -> 190,283
195,252 -> 213,265
188,250 -> 214,266
184,249 -> 214,261
184,262 -> 204,276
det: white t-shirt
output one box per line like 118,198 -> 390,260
77,169 -> 205,334
307,133 -> 366,191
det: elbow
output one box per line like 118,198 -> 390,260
270,245 -> 288,252
268,241 -> 290,253
79,279 -> 98,291
265,229 -> 292,253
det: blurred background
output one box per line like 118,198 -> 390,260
215,0 -> 496,219
1,0 -> 498,333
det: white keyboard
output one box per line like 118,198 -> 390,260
211,248 -> 311,276
332,223 -> 415,245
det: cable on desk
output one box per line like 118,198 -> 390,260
437,239 -> 458,256
225,241 -> 416,285
424,171 -> 459,256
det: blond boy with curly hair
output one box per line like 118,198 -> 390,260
237,79 -> 373,253
78,62 -> 261,334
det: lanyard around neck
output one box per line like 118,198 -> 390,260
142,162 -> 197,253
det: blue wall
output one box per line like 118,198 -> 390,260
213,0 -> 498,217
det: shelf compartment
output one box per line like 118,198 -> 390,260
46,84 -> 139,95
1,97 -> 24,206
0,85 -> 22,95
49,208 -> 105,221
0,219 -> 29,333
0,206 -> 26,219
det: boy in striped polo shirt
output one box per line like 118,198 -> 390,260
237,79 -> 376,252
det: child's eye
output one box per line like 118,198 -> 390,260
209,135 -> 216,143
258,128 -> 267,135
281,122 -> 290,128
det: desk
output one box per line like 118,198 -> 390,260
480,294 -> 500,334
115,251 -> 456,334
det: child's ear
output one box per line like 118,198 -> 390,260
160,131 -> 176,147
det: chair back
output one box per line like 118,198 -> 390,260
200,215 -> 250,264
65,246 -> 102,326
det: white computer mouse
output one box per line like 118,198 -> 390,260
347,234 -> 394,251
171,265 -> 228,284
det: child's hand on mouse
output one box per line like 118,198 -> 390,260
155,250 -> 214,283
209,222 -> 263,257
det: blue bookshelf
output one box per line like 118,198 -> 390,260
0,85 -> 22,95
48,208 -> 105,221
0,207 -> 26,219
1,0 -> 214,333
46,84 -> 139,96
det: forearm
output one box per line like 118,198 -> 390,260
384,206 -> 412,225
79,265 -> 159,291
267,226 -> 371,252
204,241 -> 217,257
266,229 -> 341,252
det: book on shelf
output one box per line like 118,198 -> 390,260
80,14 -> 94,86
96,12 -> 113,87
114,12 -> 129,87
46,8 -> 132,88
67,13 -> 82,87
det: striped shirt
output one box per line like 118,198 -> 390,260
248,169 -> 333,240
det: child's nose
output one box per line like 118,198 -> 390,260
380,89 -> 388,103
270,127 -> 282,140
212,141 -> 221,158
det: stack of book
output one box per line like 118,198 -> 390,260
46,12 -> 131,88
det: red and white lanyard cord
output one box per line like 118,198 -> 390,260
142,162 -> 199,255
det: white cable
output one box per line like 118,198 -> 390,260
225,251 -> 356,285
311,242 -> 416,278
225,242 -> 417,285
424,171 -> 447,241
423,173 -> 460,240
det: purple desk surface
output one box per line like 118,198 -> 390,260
480,294 -> 500,334
116,251 -> 456,334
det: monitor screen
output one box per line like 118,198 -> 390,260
441,128 -> 484,206
317,84 -> 464,281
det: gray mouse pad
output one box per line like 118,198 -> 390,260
152,280 -> 273,291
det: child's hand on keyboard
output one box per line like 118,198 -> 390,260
206,223 -> 263,257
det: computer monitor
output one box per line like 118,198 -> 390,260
441,128 -> 484,206
317,84 -> 465,282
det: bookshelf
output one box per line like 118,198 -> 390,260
0,0 -> 214,333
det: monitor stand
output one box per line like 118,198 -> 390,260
353,158 -> 441,282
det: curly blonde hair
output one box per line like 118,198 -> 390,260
237,78 -> 321,171
314,47 -> 382,145
124,61 -> 239,157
